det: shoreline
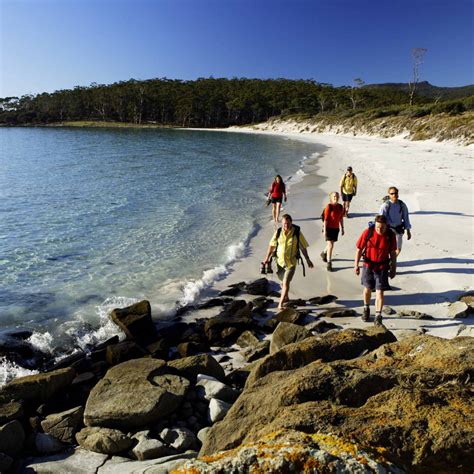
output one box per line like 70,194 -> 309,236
206,127 -> 473,339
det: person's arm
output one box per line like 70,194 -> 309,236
322,205 -> 328,234
353,176 -> 357,196
339,175 -> 345,195
379,202 -> 387,217
389,250 -> 397,278
340,214 -> 345,236
402,203 -> 412,239
354,248 -> 362,275
263,245 -> 276,265
300,246 -> 314,268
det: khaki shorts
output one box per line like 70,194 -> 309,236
276,264 -> 296,284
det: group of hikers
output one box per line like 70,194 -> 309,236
263,168 -> 412,326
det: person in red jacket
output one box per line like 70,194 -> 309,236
354,215 -> 397,326
320,192 -> 345,271
268,175 -> 287,226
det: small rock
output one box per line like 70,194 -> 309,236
197,427 -> 211,444
219,286 -> 241,297
41,406 -> 84,444
306,320 -> 341,334
448,301 -> 470,319
0,400 -> 24,424
35,432 -> 65,454
456,324 -> 474,337
106,340 -> 147,366
270,322 -> 312,354
236,330 -> 260,348
399,310 -> 433,320
131,431 -> 175,460
275,307 -> 304,324
208,398 -> 232,423
198,298 -> 233,309
244,278 -> 271,296
159,427 -> 197,452
76,426 -> 133,454
195,374 -> 240,403
383,306 -> 396,315
308,295 -> 337,305
320,309 -> 357,318
242,340 -> 270,362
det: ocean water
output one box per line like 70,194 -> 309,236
0,127 -> 320,381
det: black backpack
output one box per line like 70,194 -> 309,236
272,225 -> 306,276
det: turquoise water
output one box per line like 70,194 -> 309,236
0,127 -> 320,368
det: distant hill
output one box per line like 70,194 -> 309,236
365,81 -> 474,100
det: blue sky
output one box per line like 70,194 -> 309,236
1,0 -> 473,98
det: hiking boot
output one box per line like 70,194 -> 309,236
320,251 -> 327,263
327,262 -> 332,272
374,314 -> 383,327
361,307 -> 370,322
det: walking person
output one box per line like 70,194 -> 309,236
262,214 -> 313,310
268,175 -> 287,226
354,215 -> 397,326
379,186 -> 412,256
339,166 -> 358,217
320,192 -> 344,272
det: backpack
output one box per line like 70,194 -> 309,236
361,222 -> 395,268
272,225 -> 306,276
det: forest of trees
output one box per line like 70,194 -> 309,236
1,77 -> 473,127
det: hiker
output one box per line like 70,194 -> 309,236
379,186 -> 412,256
339,166 -> 358,217
262,214 -> 314,310
320,192 -> 345,272
354,214 -> 397,326
268,175 -> 287,225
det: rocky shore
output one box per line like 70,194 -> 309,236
0,279 -> 473,473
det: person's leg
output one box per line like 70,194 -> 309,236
375,290 -> 384,312
272,203 -> 277,222
279,281 -> 289,309
363,287 -> 372,305
326,240 -> 334,262
396,233 -> 403,256
275,202 -> 282,223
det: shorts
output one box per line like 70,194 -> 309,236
271,197 -> 283,204
325,228 -> 340,242
361,265 -> 390,291
342,193 -> 353,202
276,264 -> 295,284
390,228 -> 403,250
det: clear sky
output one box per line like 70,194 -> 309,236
1,0 -> 473,98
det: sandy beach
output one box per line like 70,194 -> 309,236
211,127 -> 473,340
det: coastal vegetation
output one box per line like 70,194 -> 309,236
1,78 -> 473,130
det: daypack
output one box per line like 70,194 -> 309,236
272,225 -> 306,276
361,222 -> 395,268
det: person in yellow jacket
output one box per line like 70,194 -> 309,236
339,166 -> 358,217
262,214 -> 313,310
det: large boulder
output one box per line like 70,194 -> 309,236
76,426 -> 133,454
244,278 -> 271,296
41,406 -> 84,444
199,335 -> 474,473
21,448 -> 108,473
180,430 -> 403,473
131,430 -> 174,460
110,300 -> 157,345
97,452 -> 197,473
0,400 -> 24,424
270,322 -> 312,354
0,420 -> 25,456
448,301 -> 470,319
0,367 -> 75,403
204,301 -> 254,344
168,353 -> 225,382
84,358 -> 189,429
247,327 -> 396,387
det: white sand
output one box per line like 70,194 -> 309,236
211,127 -> 474,339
